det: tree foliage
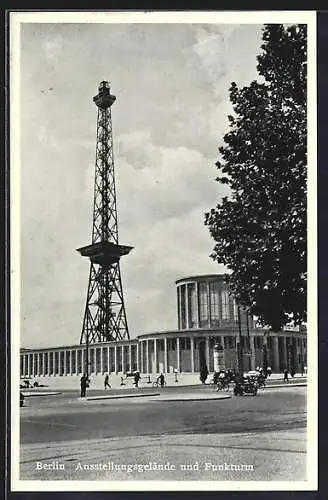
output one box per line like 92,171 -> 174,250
205,24 -> 307,330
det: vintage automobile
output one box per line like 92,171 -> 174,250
233,375 -> 258,396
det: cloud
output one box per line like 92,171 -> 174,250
42,37 -> 63,63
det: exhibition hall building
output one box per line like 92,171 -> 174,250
20,274 -> 307,385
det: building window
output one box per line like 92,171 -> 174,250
60,351 -> 65,375
209,281 -> 220,326
77,350 -> 83,374
221,291 -> 230,320
232,299 -> 239,321
96,348 -> 101,373
157,339 -> 164,351
168,339 -> 176,351
199,282 -> 209,327
49,352 -> 53,374
187,283 -> 197,328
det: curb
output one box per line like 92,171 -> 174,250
152,394 -> 232,402
22,391 -> 62,397
85,392 -> 161,401
264,383 -> 307,389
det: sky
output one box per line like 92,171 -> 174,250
18,19 -> 265,348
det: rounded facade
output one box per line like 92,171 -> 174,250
176,274 -> 251,330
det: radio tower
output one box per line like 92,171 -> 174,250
77,81 -> 133,373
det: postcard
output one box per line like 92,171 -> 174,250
9,9 -> 317,492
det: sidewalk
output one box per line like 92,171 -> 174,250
21,372 -> 307,393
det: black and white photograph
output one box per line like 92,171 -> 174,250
10,10 -> 317,491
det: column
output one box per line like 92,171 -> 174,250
190,336 -> 195,373
176,337 -> 181,372
107,346 -> 110,373
186,285 -> 190,329
282,336 -> 287,369
100,347 -> 104,374
141,342 -> 144,373
52,351 -> 56,376
22,355 -> 26,377
63,350 -> 66,375
81,349 -> 84,375
121,346 -> 125,374
26,354 -> 29,377
146,340 -> 149,373
272,336 -> 280,372
177,287 -> 181,330
154,339 -> 158,373
129,345 -> 132,373
136,343 -> 140,372
114,345 -> 118,374
250,336 -> 256,371
164,337 -> 168,373
205,337 -> 210,368
195,281 -> 200,328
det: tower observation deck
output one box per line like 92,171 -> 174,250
77,81 -> 133,359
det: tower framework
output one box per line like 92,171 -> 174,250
77,81 -> 133,362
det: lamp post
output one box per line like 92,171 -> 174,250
237,305 -> 244,375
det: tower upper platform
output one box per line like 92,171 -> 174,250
77,241 -> 133,266
93,81 -> 116,109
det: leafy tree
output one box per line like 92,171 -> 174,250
205,24 -> 307,330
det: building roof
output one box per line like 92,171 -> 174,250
175,274 -> 227,285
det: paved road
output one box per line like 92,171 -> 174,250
20,384 -> 306,444
19,385 -> 307,482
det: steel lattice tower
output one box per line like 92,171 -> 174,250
77,81 -> 133,364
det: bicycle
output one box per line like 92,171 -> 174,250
152,380 -> 167,388
216,379 -> 230,392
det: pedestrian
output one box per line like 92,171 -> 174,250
267,366 -> 272,377
290,367 -> 295,378
80,373 -> 88,397
283,369 -> 289,382
104,373 -> 111,390
134,371 -> 141,387
157,373 -> 166,388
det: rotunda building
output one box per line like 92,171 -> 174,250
137,274 -> 307,375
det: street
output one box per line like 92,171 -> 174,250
19,384 -> 307,481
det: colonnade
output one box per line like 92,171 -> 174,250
137,333 -> 306,374
20,333 -> 306,378
20,343 -> 139,378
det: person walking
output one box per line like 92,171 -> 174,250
80,374 -> 88,397
283,368 -> 289,383
104,373 -> 111,390
134,371 -> 141,387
